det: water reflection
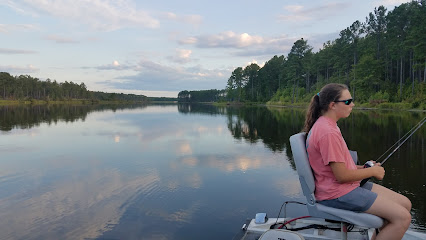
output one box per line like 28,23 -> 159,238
0,103 -> 424,240
0,160 -> 160,239
0,104 -> 149,132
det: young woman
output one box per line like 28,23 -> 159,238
303,83 -> 411,240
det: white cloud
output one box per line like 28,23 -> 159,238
95,61 -> 135,71
179,37 -> 198,45
168,49 -> 193,64
162,12 -> 202,26
278,2 -> 351,22
4,0 -> 159,31
45,35 -> 79,44
178,31 -> 298,57
95,59 -> 228,93
245,60 -> 265,68
284,5 -> 304,12
0,23 -> 39,33
0,48 -> 37,54
180,31 -> 264,49
0,64 -> 39,74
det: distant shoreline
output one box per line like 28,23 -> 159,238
1,99 -> 425,112
211,101 -> 426,112
0,99 -> 147,106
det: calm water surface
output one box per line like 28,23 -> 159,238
0,104 -> 424,240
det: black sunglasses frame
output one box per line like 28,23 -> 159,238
334,98 -> 353,105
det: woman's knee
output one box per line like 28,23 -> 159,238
397,209 -> 411,229
403,196 -> 412,211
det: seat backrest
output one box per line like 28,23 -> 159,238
289,132 -> 316,206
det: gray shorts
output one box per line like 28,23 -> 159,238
318,182 -> 377,212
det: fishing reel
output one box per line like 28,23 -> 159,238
363,161 -> 374,168
360,161 -> 374,186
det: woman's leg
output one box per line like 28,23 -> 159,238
371,183 -> 411,211
365,184 -> 412,240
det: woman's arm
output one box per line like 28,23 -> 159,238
330,162 -> 385,183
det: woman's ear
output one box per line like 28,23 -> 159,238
328,102 -> 335,110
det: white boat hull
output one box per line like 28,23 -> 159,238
235,217 -> 426,240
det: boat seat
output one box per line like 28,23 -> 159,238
289,132 -> 384,229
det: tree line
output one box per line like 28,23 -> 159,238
224,1 -> 425,107
178,89 -> 226,102
0,72 -> 148,102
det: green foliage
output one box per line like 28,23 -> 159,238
369,91 -> 390,106
178,89 -> 225,102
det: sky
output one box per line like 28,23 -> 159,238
0,0 -> 411,98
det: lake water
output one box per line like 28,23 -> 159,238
0,103 -> 425,239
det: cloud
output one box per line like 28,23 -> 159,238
95,59 -> 228,92
0,48 -> 38,54
167,49 -> 193,64
162,12 -> 203,26
179,37 -> 198,45
0,23 -> 39,33
45,35 -> 79,44
278,2 -> 351,22
245,60 -> 265,68
0,64 -> 39,74
179,31 -> 264,49
3,0 -> 159,31
178,31 -> 299,57
95,60 -> 135,71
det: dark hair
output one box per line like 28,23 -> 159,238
302,83 -> 348,134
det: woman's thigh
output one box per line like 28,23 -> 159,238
371,183 -> 411,211
365,193 -> 411,225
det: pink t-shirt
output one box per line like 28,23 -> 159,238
306,116 -> 360,201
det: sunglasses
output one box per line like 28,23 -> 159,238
334,98 -> 353,105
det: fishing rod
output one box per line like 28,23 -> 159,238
379,117 -> 425,165
360,116 -> 426,186
374,116 -> 426,165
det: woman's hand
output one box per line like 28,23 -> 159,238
371,164 -> 385,180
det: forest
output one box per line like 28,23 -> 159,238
0,72 -> 148,102
178,89 -> 225,102
179,1 -> 425,109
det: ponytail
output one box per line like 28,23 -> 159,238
303,94 -> 321,135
